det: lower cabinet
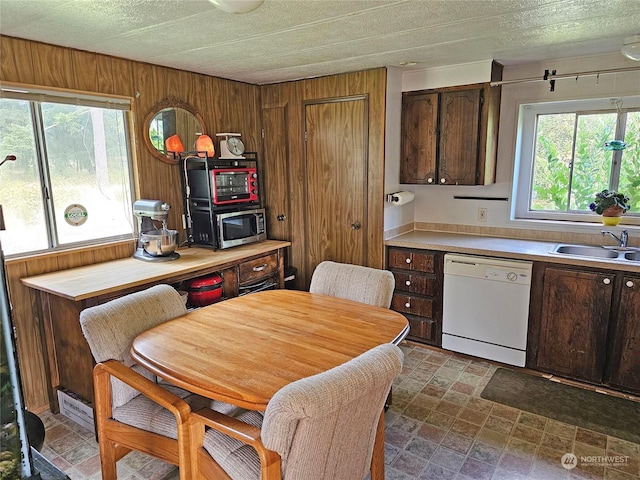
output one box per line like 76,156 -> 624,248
531,264 -> 640,395
387,247 -> 443,346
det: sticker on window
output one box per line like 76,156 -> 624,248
64,204 -> 88,226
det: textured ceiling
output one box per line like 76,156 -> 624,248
1,0 -> 640,85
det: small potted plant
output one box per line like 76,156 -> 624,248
589,189 -> 631,226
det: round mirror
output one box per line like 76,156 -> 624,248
143,98 -> 206,164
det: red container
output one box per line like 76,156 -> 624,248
184,274 -> 223,307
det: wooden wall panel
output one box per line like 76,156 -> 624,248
0,35 -> 261,411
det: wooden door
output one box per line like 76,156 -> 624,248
608,275 -> 640,393
261,106 -> 291,241
438,88 -> 482,185
536,267 -> 613,383
304,97 -> 367,282
400,92 -> 438,184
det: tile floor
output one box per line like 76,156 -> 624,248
38,341 -> 640,480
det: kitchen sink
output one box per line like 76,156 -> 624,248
551,244 -> 619,259
624,251 -> 640,262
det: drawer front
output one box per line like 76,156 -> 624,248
393,272 -> 435,296
392,293 -> 433,318
239,254 -> 278,284
406,315 -> 437,343
388,249 -> 435,273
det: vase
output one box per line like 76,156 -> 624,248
601,206 -> 624,226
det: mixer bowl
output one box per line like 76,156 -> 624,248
140,229 -> 178,256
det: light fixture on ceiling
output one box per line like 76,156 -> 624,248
621,34 -> 640,61
208,0 -> 264,14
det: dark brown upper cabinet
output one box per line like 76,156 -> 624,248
401,61 -> 503,186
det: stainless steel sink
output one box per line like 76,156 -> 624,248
624,251 -> 640,262
551,244 -> 619,259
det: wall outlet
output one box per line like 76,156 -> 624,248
478,207 -> 487,222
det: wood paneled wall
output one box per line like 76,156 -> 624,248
0,36 -> 262,411
261,69 -> 387,287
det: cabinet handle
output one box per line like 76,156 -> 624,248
405,258 -> 411,264
440,178 -> 446,184
427,177 -> 433,183
405,280 -> 411,286
253,264 -> 268,272
277,214 -> 287,221
603,278 -> 611,285
405,302 -> 411,308
626,280 -> 635,288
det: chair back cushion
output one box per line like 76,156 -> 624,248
309,261 -> 395,308
80,284 -> 187,408
261,343 -> 403,479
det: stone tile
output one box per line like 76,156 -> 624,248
541,432 -> 575,452
73,453 -> 102,478
391,451 -> 429,476
457,407 -> 488,426
546,419 -> 578,439
463,364 -> 490,377
386,426 -> 414,448
498,451 -> 533,476
424,411 -> 456,430
467,442 -> 503,466
576,428 -> 608,450
511,423 -> 544,445
491,467 -> 529,479
506,437 -> 538,460
435,400 -> 463,417
459,457 -> 496,480
441,431 -> 475,455
607,438 -> 640,458
484,415 -> 514,435
60,441 -> 98,467
457,372 -> 484,386
476,428 -> 508,450
46,431 -> 86,456
429,375 -> 456,389
135,457 -> 178,480
391,415 -> 422,434
451,381 -> 476,395
444,358 -> 470,371
418,462 -> 457,480
465,397 -> 494,414
517,411 -> 548,430
490,404 -> 520,422
404,437 -> 439,460
421,384 -> 448,399
443,390 -> 470,406
450,419 -> 482,438
430,446 -> 466,472
436,366 -> 463,379
416,423 -> 448,444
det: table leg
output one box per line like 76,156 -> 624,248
371,410 -> 385,480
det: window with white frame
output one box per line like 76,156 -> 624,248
512,96 -> 640,223
0,87 -> 135,256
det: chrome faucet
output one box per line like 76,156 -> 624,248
602,229 -> 628,248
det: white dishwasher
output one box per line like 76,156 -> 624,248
442,254 -> 532,367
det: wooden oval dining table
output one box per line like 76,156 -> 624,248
130,288 -> 409,479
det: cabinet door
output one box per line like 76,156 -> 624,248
608,275 -> 640,393
537,267 -> 613,383
400,93 -> 438,184
438,88 -> 482,185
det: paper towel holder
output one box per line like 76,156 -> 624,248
386,191 -> 415,206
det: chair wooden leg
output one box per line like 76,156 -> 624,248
98,439 -> 118,480
370,410 -> 385,480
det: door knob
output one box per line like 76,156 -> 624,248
277,214 -> 286,221
351,221 -> 361,230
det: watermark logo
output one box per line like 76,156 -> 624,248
561,453 -> 577,470
561,453 -> 629,470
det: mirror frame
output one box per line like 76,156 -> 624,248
143,98 -> 206,164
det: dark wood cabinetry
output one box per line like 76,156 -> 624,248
535,267 -> 613,383
387,247 -> 443,345
400,62 -> 502,186
530,264 -> 640,395
608,274 -> 640,393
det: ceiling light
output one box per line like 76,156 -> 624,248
621,34 -> 640,61
208,0 -> 264,14
398,61 -> 417,67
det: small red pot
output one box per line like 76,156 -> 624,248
184,274 -> 223,306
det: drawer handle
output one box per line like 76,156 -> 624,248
405,258 -> 411,264
405,280 -> 411,286
626,280 -> 634,288
253,264 -> 269,272
603,278 -> 611,285
405,302 -> 411,308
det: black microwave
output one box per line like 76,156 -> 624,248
216,208 -> 266,249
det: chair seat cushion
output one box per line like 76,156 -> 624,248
113,383 -> 243,440
202,410 -> 265,479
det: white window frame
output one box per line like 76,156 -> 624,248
0,84 -> 136,257
512,95 -> 640,224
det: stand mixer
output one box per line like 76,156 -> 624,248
133,199 -> 180,261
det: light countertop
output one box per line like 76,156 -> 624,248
385,230 -> 640,273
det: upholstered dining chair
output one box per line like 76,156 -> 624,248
309,260 -> 395,308
188,343 -> 404,480
80,284 -> 239,480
